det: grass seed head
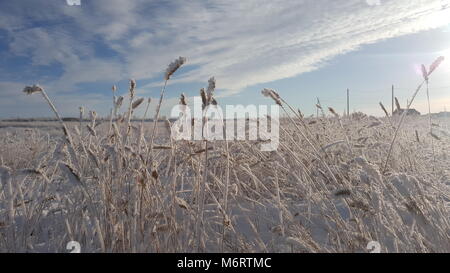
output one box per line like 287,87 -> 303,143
116,96 -> 124,108
328,107 -> 339,117
132,98 -> 144,109
261,88 -> 282,105
164,56 -> 186,80
206,77 -> 216,103
379,102 -> 389,117
200,88 -> 207,109
421,64 -> 428,82
129,79 -> 136,98
180,93 -> 187,106
428,56 -> 445,76
395,97 -> 401,111
23,84 -> 43,95
90,111 -> 97,121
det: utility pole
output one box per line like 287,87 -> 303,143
316,97 -> 320,118
445,106 -> 448,130
346,88 -> 350,117
391,84 -> 394,115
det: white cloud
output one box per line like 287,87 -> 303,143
96,0 -> 450,95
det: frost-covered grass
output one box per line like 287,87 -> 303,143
0,113 -> 449,253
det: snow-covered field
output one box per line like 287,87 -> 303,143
0,112 -> 449,253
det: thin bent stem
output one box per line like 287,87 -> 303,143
425,81 -> 436,169
124,93 -> 134,145
197,108 -> 208,252
147,80 -> 168,167
219,111 -> 230,252
40,90 -> 74,146
383,80 -> 425,173
138,100 -> 151,154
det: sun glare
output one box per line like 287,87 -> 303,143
442,49 -> 450,59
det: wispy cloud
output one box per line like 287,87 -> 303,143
0,0 -> 449,117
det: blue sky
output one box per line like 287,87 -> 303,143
0,0 -> 450,118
